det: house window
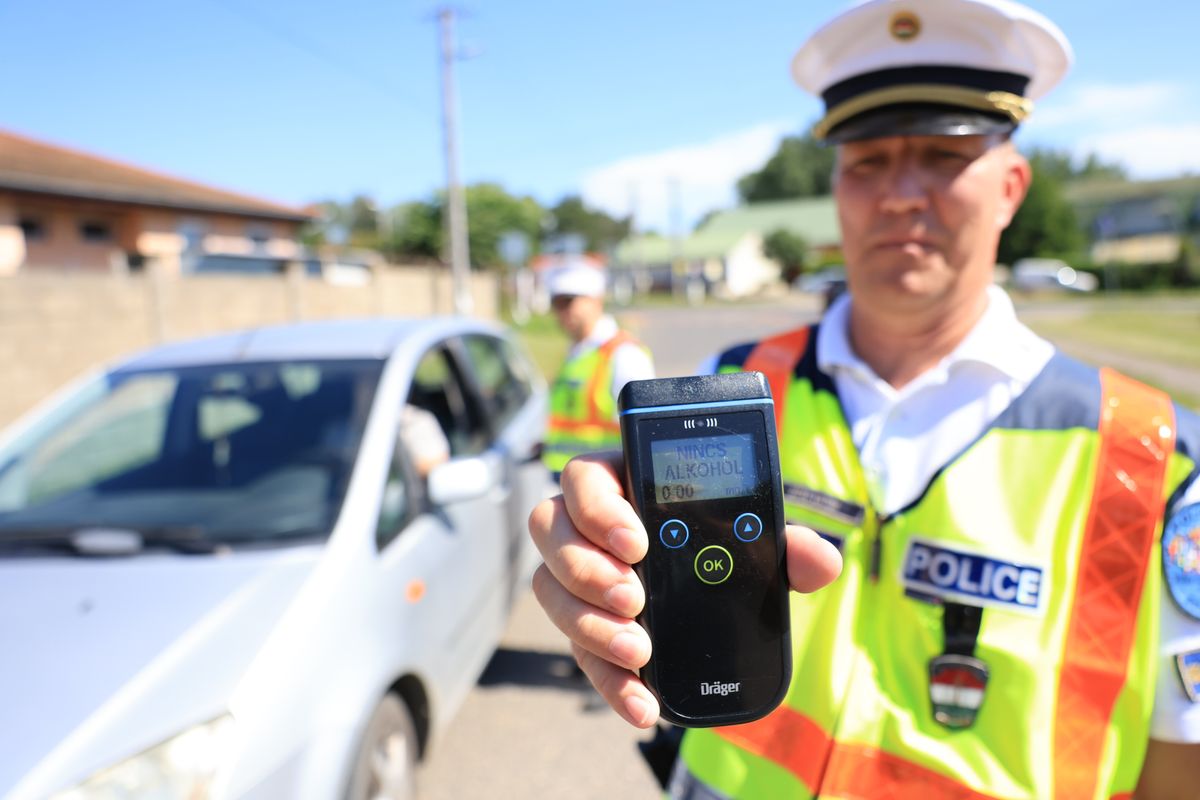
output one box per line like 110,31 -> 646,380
178,220 -> 207,253
18,217 -> 45,241
246,223 -> 271,254
79,221 -> 112,242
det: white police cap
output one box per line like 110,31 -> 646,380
545,259 -> 607,299
793,0 -> 1073,142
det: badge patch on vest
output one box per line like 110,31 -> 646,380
928,654 -> 989,728
902,538 -> 1045,615
1164,503 -> 1200,620
1177,650 -> 1200,703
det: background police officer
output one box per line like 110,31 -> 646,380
528,0 -> 1200,797
541,258 -> 655,482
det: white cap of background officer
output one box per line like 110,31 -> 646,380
792,0 -> 1073,143
544,259 -> 607,299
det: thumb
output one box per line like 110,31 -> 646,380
785,524 -> 843,593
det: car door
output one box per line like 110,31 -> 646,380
453,333 -> 551,609
408,342 -> 510,645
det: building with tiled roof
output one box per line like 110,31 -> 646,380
613,196 -> 840,298
0,129 -> 314,274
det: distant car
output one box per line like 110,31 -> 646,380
791,265 -> 846,295
1011,258 -> 1098,293
0,318 -> 550,800
792,266 -> 848,310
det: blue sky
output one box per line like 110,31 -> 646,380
3,0 -> 1198,232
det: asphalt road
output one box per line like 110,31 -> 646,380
417,298 -> 823,799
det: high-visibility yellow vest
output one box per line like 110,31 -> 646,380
674,325 -> 1199,800
543,330 -> 642,475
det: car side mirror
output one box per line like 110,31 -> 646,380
427,456 -> 493,505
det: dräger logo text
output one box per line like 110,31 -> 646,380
902,538 -> 1045,614
700,681 -> 741,696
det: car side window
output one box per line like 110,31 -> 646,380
375,442 -> 415,551
408,344 -> 489,456
459,334 -> 533,431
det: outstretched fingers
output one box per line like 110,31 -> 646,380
572,642 -> 660,729
532,562 -> 651,671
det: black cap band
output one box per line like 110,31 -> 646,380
821,65 -> 1030,110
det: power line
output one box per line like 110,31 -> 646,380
204,0 -> 431,111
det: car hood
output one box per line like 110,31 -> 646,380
0,545 -> 322,798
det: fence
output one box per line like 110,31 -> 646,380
0,265 -> 498,428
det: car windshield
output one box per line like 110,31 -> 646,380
0,359 -> 383,550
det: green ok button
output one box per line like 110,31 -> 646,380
695,545 -> 733,585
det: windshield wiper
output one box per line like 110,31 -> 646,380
0,525 -> 220,556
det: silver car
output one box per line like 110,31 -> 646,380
0,317 -> 550,799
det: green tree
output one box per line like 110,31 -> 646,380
737,133 -> 835,202
1020,148 -> 1127,182
301,196 -> 382,250
998,154 -> 1085,265
545,196 -> 631,253
762,228 -> 809,283
464,183 -> 545,268
1172,236 -> 1200,287
382,185 -> 545,267
345,194 -> 380,246
386,201 -> 442,261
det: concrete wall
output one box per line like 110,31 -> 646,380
0,266 -> 498,429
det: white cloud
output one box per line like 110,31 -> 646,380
1032,82 -> 1180,129
580,121 -> 793,233
1027,81 -> 1200,176
1078,124 -> 1200,178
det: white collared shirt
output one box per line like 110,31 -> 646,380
818,285 -> 1054,515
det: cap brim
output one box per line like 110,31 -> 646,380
822,104 -> 1016,144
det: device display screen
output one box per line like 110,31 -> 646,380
649,433 -> 759,504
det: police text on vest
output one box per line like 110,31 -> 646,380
902,539 -> 1044,614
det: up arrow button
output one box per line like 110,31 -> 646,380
733,513 -> 764,542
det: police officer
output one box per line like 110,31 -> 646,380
541,258 -> 655,482
528,0 -> 1200,797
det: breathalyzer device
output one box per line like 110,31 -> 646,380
618,372 -> 791,727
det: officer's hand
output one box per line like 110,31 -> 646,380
528,451 -> 842,729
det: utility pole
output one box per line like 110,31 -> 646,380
438,7 -> 473,315
669,175 -> 684,298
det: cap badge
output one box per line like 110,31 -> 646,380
889,11 -> 921,42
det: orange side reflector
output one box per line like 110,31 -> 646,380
406,580 -> 426,603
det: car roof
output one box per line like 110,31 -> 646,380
115,316 -> 501,371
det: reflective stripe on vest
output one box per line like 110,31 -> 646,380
682,329 -> 1177,800
1054,367 -> 1175,800
743,326 -> 810,438
543,330 -> 636,472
